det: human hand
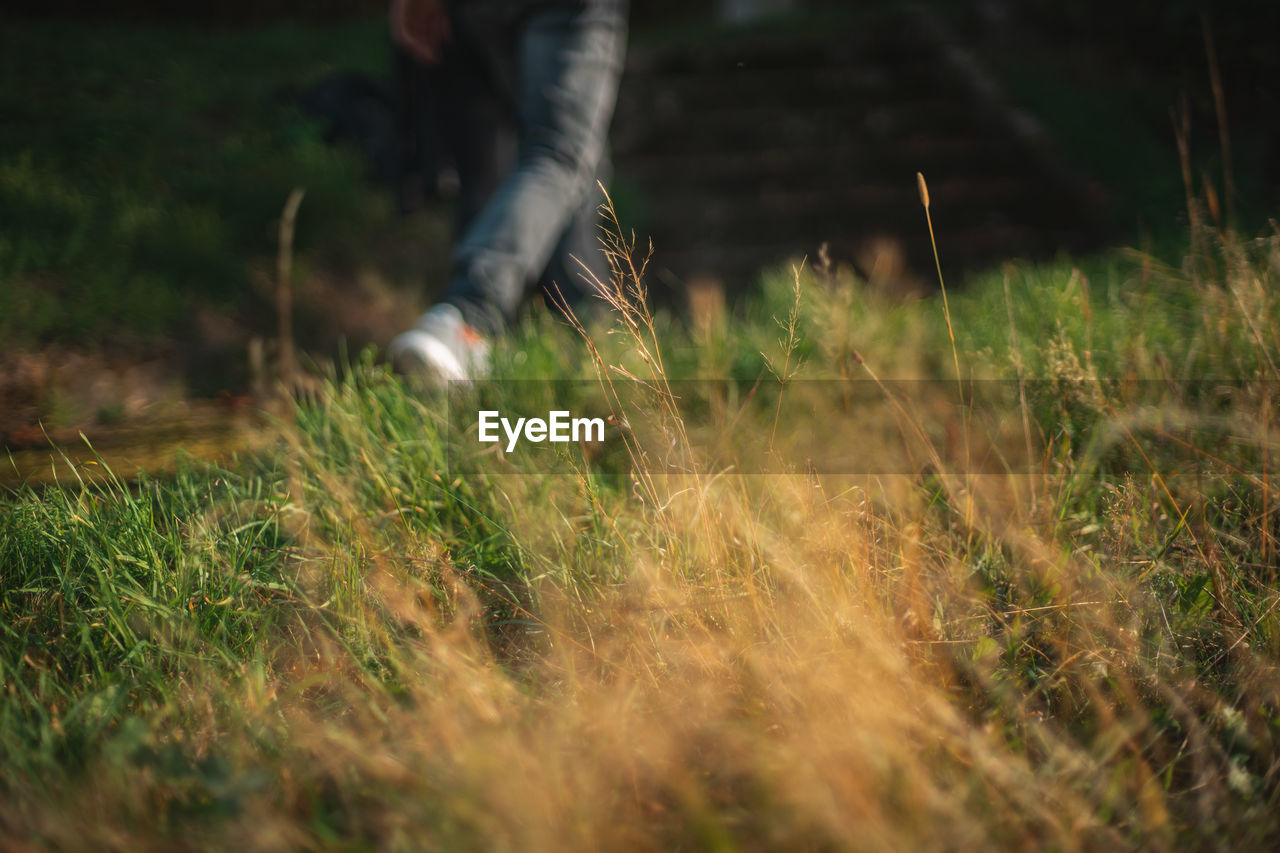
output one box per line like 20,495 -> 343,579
390,0 -> 452,64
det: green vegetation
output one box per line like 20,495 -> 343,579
4,221 -> 1280,846
0,17 -> 415,348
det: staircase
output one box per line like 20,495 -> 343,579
612,8 -> 1102,297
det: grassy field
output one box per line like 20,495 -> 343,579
4,214 -> 1280,847
0,15 -> 436,364
4,9 -> 1280,851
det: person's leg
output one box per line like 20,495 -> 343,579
442,0 -> 628,334
537,153 -> 612,312
433,17 -> 518,235
389,19 -> 517,381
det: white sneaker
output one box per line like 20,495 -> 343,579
389,304 -> 491,383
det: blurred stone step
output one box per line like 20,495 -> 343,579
618,62 -> 948,116
619,136 -> 1017,192
642,176 -> 1068,240
647,223 -> 1078,289
616,99 -> 973,157
628,28 -> 920,76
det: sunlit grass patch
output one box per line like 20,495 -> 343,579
3,214 -> 1280,847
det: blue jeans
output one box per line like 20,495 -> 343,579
442,1 -> 629,334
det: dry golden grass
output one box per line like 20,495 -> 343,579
4,209 -> 1280,851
